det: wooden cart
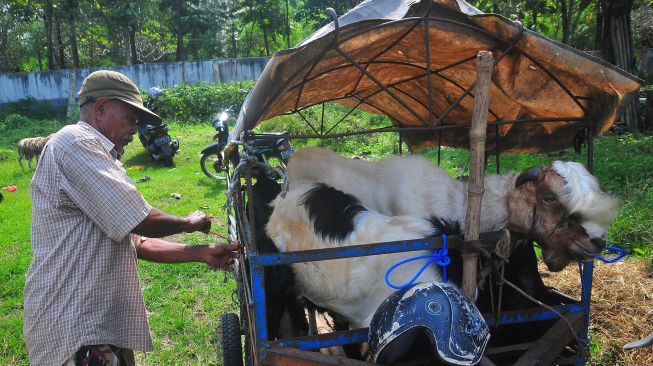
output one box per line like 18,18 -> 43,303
218,1 -> 640,365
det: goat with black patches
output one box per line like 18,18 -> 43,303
288,148 -> 618,272
247,173 -> 308,340
266,183 -> 457,329
18,134 -> 52,170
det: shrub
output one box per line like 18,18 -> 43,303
0,114 -> 66,147
144,81 -> 255,122
2,97 -> 66,120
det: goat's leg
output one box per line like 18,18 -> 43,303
18,153 -> 24,170
28,156 -> 33,170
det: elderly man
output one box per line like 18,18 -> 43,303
24,70 -> 238,366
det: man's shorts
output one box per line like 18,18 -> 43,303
62,345 -> 136,366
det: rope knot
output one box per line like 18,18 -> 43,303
385,234 -> 451,290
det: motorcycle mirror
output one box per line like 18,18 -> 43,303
147,87 -> 163,98
218,111 -> 230,122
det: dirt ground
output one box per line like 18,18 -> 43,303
541,258 -> 653,365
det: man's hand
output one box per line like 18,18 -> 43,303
185,211 -> 212,234
134,208 -> 212,237
204,242 -> 240,272
136,238 -> 240,272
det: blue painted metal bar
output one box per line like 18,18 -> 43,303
253,238 -> 446,266
249,233 -> 508,267
483,303 -> 585,327
250,260 -> 269,359
259,303 -> 586,352
578,259 -> 595,366
266,329 -> 370,350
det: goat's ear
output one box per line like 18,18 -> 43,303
516,166 -> 544,188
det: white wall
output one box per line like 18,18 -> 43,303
0,57 -> 270,107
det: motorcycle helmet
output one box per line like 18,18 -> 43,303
368,282 -> 490,365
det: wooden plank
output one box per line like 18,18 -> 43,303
484,342 -> 535,356
261,347 -> 372,366
513,312 -> 584,366
479,356 -> 498,366
462,50 -> 494,299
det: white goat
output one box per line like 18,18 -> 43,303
287,147 -> 618,272
266,182 -> 445,329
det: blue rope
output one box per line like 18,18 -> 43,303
385,234 -> 450,289
596,245 -> 627,263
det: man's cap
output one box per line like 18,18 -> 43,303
78,70 -> 162,125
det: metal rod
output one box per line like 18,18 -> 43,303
579,260 -> 595,364
587,126 -> 594,173
334,46 -> 431,125
249,233 -> 503,267
423,17 -> 435,127
248,117 -> 590,140
323,99 -> 365,135
268,328 -> 369,350
483,303 -> 586,327
320,102 -> 325,134
245,168 -> 257,252
251,260 -> 269,358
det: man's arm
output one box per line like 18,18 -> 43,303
132,208 -> 212,237
136,237 -> 240,271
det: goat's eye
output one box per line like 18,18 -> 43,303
543,194 -> 556,203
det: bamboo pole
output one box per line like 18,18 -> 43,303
462,51 -> 494,300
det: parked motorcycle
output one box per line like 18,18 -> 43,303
200,106 -> 295,180
200,107 -> 232,180
138,87 -> 179,165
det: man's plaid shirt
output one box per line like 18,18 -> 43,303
24,122 -> 153,365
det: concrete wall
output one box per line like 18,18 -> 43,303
0,57 -> 270,107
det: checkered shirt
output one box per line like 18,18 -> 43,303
24,121 -> 153,366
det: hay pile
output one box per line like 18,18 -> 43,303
541,258 -> 653,365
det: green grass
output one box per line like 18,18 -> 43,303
1,114 -> 652,365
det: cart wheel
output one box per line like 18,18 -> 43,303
243,320 -> 254,366
221,312 -> 244,366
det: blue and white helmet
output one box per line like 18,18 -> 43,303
368,282 -> 490,365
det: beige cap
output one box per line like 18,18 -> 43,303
78,70 -> 162,125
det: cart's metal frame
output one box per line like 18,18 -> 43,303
223,6 -> 606,365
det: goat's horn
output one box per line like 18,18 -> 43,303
624,330 -> 653,350
515,166 -> 544,188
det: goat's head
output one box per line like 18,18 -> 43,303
506,161 -> 618,272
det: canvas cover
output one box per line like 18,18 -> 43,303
230,0 -> 641,153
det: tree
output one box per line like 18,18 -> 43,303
242,0 -> 285,56
65,0 -> 81,68
42,0 -> 57,69
295,0 -> 362,26
597,0 -> 639,128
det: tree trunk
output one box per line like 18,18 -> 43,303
597,0 -> 639,129
123,24 -> 132,65
230,23 -> 238,58
285,0 -> 291,48
44,0 -> 57,69
67,0 -> 80,68
129,25 -> 138,64
175,0 -> 185,61
560,0 -> 570,44
262,25 -> 270,56
36,41 -> 43,71
55,15 -> 66,69
645,90 -> 653,131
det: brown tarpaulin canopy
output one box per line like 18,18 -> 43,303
230,0 -> 641,153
